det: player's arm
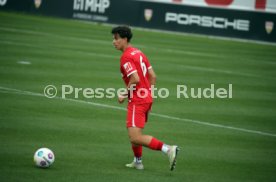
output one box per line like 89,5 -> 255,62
127,72 -> 140,88
118,72 -> 139,104
148,68 -> 156,86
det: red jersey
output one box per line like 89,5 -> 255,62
120,46 -> 153,104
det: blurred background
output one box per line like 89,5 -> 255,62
0,0 -> 275,42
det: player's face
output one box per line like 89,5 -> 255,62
113,34 -> 127,51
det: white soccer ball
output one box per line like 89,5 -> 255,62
34,148 -> 55,168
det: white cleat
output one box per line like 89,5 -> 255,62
125,161 -> 144,170
167,145 -> 179,171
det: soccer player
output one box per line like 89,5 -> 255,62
111,26 -> 179,171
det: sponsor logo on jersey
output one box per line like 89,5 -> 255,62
124,62 -> 133,73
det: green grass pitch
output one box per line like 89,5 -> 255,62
0,11 -> 276,182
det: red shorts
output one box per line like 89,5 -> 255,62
126,103 -> 152,128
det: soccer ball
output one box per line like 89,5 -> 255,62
34,148 -> 55,168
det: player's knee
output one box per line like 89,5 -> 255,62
129,135 -> 141,145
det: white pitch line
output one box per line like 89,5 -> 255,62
150,113 -> 276,137
17,61 -> 31,65
0,86 -> 275,138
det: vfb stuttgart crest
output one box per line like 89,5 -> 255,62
144,9 -> 153,22
34,0 -> 42,9
265,21 -> 274,34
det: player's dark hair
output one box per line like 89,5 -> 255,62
111,26 -> 133,42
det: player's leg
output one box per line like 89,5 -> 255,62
131,144 -> 142,163
125,103 -> 145,169
126,103 -> 179,170
125,143 -> 144,170
125,127 -> 145,169
127,127 -> 165,151
127,127 -> 179,171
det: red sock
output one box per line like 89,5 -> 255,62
132,144 -> 142,158
148,138 -> 163,151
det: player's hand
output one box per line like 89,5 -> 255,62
118,96 -> 125,104
118,91 -> 128,104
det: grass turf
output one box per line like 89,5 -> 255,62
0,11 -> 276,182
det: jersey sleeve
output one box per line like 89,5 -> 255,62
121,57 -> 137,77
